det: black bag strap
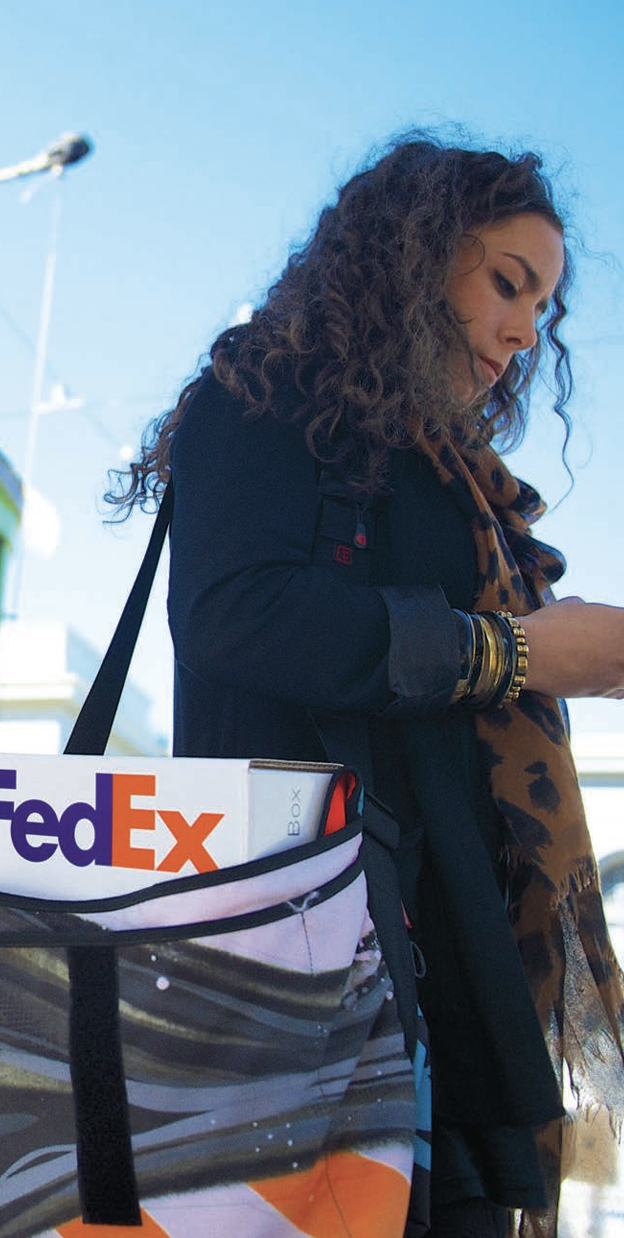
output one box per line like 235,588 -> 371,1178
64,482 -> 173,1225
64,481 -> 174,756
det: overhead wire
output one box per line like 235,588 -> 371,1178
0,295 -> 155,450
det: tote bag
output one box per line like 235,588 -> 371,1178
0,484 -> 425,1238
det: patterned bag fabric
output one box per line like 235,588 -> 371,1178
0,775 -> 417,1238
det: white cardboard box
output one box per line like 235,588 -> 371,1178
0,754 -> 340,900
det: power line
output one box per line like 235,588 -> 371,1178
0,299 -> 156,447
0,300 -> 52,364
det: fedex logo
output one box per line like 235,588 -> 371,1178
0,768 -> 224,874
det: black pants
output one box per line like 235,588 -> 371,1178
425,1197 -> 510,1238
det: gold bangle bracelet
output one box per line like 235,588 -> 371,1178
469,615 -> 492,705
497,611 -> 529,701
471,614 -> 507,707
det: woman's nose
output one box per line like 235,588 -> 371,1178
505,306 -> 538,353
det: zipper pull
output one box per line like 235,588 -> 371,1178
354,505 -> 367,549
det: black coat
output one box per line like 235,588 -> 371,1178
168,369 -> 562,1154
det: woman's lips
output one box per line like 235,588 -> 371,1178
478,356 -> 503,385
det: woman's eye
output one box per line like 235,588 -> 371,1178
495,272 -> 517,298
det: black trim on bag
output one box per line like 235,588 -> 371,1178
0,815 -> 363,915
0,854 -> 364,947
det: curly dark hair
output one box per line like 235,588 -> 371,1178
108,129 -> 573,511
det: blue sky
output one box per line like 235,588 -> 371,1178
0,0 -> 623,743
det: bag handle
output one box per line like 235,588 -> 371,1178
63,485 -> 173,1224
64,482 -> 174,756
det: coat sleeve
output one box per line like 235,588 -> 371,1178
167,374 -> 460,716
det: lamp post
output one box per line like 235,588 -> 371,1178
0,133 -> 93,617
0,133 -> 92,184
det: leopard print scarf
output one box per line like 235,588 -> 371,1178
419,435 -> 624,1238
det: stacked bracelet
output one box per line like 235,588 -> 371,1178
449,610 -> 476,704
496,611 -> 529,701
451,609 -> 529,709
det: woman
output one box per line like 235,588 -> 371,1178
112,132 -> 624,1237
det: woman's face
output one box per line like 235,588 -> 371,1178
445,213 -> 565,397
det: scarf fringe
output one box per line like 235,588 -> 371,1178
551,856 -> 597,907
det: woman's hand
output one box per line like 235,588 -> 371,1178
520,597 -> 624,699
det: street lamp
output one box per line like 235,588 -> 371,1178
0,132 -> 93,617
0,132 -> 92,184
